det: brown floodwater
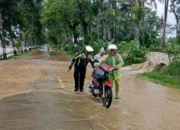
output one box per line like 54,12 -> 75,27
0,47 -> 180,130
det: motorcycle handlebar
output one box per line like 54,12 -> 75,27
98,65 -> 115,72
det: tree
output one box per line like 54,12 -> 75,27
0,0 -> 44,58
0,0 -> 14,59
160,0 -> 170,47
41,0 -> 162,50
170,0 -> 180,46
76,0 -> 102,45
41,0 -> 79,45
133,0 -> 157,41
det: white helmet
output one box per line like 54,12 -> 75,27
108,44 -> 117,50
85,45 -> 94,52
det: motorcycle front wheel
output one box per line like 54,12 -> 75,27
103,87 -> 113,108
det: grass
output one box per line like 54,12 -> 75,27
13,48 -> 39,59
141,71 -> 180,89
141,60 -> 180,89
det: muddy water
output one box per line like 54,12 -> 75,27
29,48 -> 71,61
0,47 -> 180,130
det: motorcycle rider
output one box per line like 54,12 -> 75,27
94,47 -> 105,62
68,46 -> 95,92
95,44 -> 124,99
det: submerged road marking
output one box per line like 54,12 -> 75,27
57,76 -> 65,88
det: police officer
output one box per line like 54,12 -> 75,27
68,46 -> 94,92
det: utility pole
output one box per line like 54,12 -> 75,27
161,0 -> 169,47
114,0 -> 117,44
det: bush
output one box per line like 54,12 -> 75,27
67,43 -> 84,54
91,39 -> 108,54
117,40 -> 146,65
142,72 -> 180,88
161,61 -> 180,77
142,61 -> 180,88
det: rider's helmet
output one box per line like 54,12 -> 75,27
85,45 -> 94,53
108,44 -> 117,51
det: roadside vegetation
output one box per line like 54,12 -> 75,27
142,40 -> 180,88
41,0 -> 180,88
0,0 -> 44,59
1,0 -> 180,88
142,61 -> 180,88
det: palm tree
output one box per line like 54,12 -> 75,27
160,0 -> 169,47
134,0 -> 157,41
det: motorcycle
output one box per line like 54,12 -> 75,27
88,64 -> 115,108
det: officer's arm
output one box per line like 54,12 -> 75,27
116,54 -> 124,68
69,54 -> 80,69
90,55 -> 95,68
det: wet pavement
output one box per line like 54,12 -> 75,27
0,47 -> 180,130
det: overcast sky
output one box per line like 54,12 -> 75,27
156,1 -> 176,25
155,1 -> 176,37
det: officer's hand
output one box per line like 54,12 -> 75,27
67,68 -> 71,72
114,67 -> 118,70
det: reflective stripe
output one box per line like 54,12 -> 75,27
74,54 -> 81,59
69,54 -> 82,68
90,55 -> 94,61
77,54 -> 84,66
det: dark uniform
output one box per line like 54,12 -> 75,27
69,51 -> 94,91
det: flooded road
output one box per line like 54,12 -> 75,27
0,47 -> 180,130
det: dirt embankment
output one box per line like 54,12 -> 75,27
131,52 -> 172,72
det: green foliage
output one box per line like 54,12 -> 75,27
40,0 -> 162,49
65,43 -> 84,55
161,61 -> 180,77
1,0 -> 44,48
142,71 -> 180,88
117,40 -> 146,65
165,42 -> 180,54
142,61 -> 180,88
132,6 -> 146,23
91,39 -> 108,54
175,35 -> 180,45
108,9 -> 115,16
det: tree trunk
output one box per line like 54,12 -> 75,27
96,16 -> 99,39
0,30 -> 7,59
134,0 -> 140,41
18,40 -> 23,53
107,29 -> 111,41
114,0 -> 117,44
0,9 -> 7,59
77,0 -> 89,45
18,27 -> 24,53
103,20 -> 106,40
84,25 -> 88,45
24,39 -> 28,52
161,0 -> 169,47
11,38 -> 17,56
170,0 -> 179,36
72,28 -> 78,44
142,1 -> 145,46
134,23 -> 139,41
